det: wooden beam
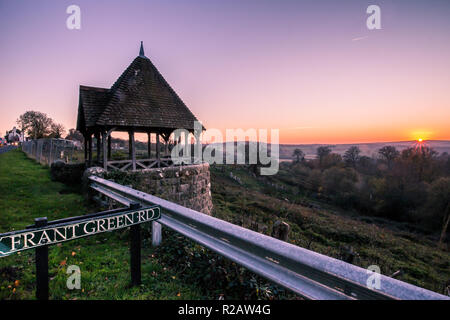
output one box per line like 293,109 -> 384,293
128,131 -> 133,159
160,132 -> 169,158
104,128 -> 115,164
102,132 -> 107,170
88,135 -> 92,166
147,132 -> 151,159
156,132 -> 160,168
95,132 -> 101,163
130,130 -> 136,170
122,162 -> 132,171
84,135 -> 88,163
164,136 -> 169,157
108,135 -> 111,159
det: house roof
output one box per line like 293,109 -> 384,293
77,86 -> 111,129
77,43 -> 201,133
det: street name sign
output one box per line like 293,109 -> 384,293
0,205 -> 160,257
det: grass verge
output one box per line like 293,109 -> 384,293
0,149 -> 203,299
209,164 -> 450,295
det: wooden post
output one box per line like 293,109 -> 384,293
156,132 -> 160,168
147,132 -> 151,158
102,132 -> 107,170
108,135 -> 112,159
164,136 -> 169,158
130,130 -> 136,170
129,203 -> 141,286
88,135 -> 92,166
128,131 -> 133,159
95,132 -> 101,163
84,135 -> 88,163
35,217 -> 49,300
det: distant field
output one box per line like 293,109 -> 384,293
277,140 -> 450,160
201,140 -> 450,161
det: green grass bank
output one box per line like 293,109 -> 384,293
0,149 -> 203,300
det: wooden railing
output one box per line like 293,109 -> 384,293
106,157 -> 173,171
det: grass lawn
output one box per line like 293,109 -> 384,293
0,149 -> 203,300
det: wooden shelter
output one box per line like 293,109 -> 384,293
76,42 -> 202,170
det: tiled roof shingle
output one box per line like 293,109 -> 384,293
77,53 -> 201,133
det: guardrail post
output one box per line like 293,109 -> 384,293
152,221 -> 162,246
129,202 -> 141,286
35,217 -> 49,300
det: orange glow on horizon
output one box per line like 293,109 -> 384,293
110,126 -> 448,145
2,1 -> 450,145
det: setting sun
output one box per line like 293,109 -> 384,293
418,138 -> 423,142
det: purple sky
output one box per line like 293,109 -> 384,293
1,0 -> 449,143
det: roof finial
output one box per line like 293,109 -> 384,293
139,41 -> 145,57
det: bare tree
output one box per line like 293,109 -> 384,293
292,148 -> 305,163
317,146 -> 332,165
17,111 -> 53,139
378,146 -> 399,168
66,129 -> 84,143
16,111 -> 65,139
49,123 -> 65,138
344,146 -> 361,167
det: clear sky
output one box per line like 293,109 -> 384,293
0,0 -> 449,144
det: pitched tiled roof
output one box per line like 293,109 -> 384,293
77,86 -> 111,130
77,49 -> 200,133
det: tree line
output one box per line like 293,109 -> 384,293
16,111 -> 65,139
290,145 -> 450,245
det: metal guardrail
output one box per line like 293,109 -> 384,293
89,175 -> 449,300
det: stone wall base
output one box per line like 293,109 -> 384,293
85,163 -> 213,215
